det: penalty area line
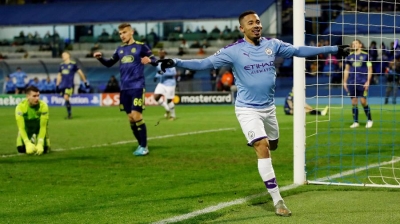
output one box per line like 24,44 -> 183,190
1,127 -> 237,158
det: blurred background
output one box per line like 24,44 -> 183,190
0,0 -> 391,98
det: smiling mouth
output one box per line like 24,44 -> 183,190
253,30 -> 260,35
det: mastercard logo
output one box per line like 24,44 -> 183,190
173,95 -> 180,104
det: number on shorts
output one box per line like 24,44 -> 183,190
133,98 -> 143,106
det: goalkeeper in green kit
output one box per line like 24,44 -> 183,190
15,86 -> 50,155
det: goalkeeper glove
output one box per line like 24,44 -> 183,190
337,45 -> 351,57
35,139 -> 44,155
157,59 -> 175,73
35,144 -> 44,156
23,139 -> 36,155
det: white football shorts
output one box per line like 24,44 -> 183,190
235,105 -> 279,146
154,83 -> 176,99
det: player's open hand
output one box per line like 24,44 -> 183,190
337,45 -> 351,57
141,56 -> 151,65
93,52 -> 102,59
157,59 -> 175,73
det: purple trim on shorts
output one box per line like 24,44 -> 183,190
247,136 -> 268,146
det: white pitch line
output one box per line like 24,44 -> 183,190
152,157 -> 400,224
0,127 -> 236,158
152,184 -> 299,224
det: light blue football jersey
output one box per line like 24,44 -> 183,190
155,64 -> 176,86
174,37 -> 337,109
207,37 -> 296,108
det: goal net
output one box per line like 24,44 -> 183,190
294,0 -> 400,188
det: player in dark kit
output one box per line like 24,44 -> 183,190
343,39 -> 373,128
56,51 -> 89,119
93,23 -> 157,156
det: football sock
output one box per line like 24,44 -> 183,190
168,101 -> 175,117
352,105 -> 358,123
65,100 -> 71,116
363,105 -> 372,120
258,158 -> 283,205
130,122 -> 141,145
158,98 -> 170,112
135,119 -> 147,148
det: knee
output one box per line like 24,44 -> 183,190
129,112 -> 143,122
17,146 -> 26,153
252,139 -> 271,158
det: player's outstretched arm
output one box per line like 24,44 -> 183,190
93,52 -> 118,68
293,45 -> 350,58
157,58 -> 214,72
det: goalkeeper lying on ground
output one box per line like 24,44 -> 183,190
284,88 -> 329,116
15,86 -> 50,155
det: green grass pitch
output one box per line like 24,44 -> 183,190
0,105 -> 399,223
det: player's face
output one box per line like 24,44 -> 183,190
352,41 -> 362,50
240,14 -> 262,40
27,91 -> 40,106
61,52 -> 70,61
119,27 -> 133,44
